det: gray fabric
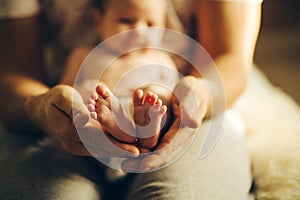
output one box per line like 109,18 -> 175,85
126,112 -> 252,200
0,127 -> 102,200
0,112 -> 252,200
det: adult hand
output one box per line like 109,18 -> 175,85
121,76 -> 210,171
122,118 -> 197,172
172,76 -> 210,128
26,84 -> 139,158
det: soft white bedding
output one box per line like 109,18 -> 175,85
235,66 -> 300,199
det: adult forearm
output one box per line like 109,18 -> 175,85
190,53 -> 251,119
0,73 -> 49,132
194,1 -> 261,117
0,15 -> 50,132
214,54 -> 250,108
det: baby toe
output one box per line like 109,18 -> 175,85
87,103 -> 96,112
133,89 -> 144,106
91,93 -> 99,101
144,91 -> 155,106
90,111 -> 98,120
96,83 -> 111,99
87,98 -> 96,105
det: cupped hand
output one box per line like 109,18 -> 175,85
172,76 -> 210,128
122,119 -> 197,172
27,84 -> 139,158
122,76 -> 209,171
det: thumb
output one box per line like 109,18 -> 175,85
180,95 -> 201,128
73,111 -> 89,127
173,80 -> 201,129
72,89 -> 90,128
51,85 -> 89,127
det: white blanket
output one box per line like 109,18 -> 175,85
235,66 -> 300,199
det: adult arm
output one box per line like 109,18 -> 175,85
0,16 -> 93,154
0,16 -> 139,157
0,16 -> 47,132
177,0 -> 262,127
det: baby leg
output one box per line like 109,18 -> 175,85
87,82 -> 137,144
133,89 -> 167,150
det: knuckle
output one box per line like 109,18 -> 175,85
50,86 -> 75,115
193,120 -> 201,129
183,117 -> 201,129
57,92 -> 71,104
53,85 -> 73,102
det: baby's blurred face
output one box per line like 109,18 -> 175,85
97,0 -> 167,52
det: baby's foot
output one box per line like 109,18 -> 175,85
87,82 -> 136,144
133,89 -> 167,149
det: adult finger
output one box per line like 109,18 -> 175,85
172,79 -> 202,128
77,123 -> 140,158
72,88 -> 90,127
121,119 -> 181,172
61,141 -> 112,158
139,122 -> 197,171
51,85 -> 89,127
46,101 -> 82,142
121,158 -> 142,172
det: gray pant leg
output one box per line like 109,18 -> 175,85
126,111 -> 252,200
0,125 -> 104,200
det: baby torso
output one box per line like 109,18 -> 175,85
95,50 -> 180,98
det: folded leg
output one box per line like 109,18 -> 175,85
124,111 -> 252,200
0,127 -> 106,200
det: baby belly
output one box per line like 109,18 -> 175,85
111,66 -> 178,98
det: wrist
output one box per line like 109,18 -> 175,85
24,92 -> 47,133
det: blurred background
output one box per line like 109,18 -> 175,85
255,0 -> 300,104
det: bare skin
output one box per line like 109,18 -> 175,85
61,0 -> 177,156
88,82 -> 167,149
133,89 -> 167,149
87,82 -> 137,144
0,1 -> 261,172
